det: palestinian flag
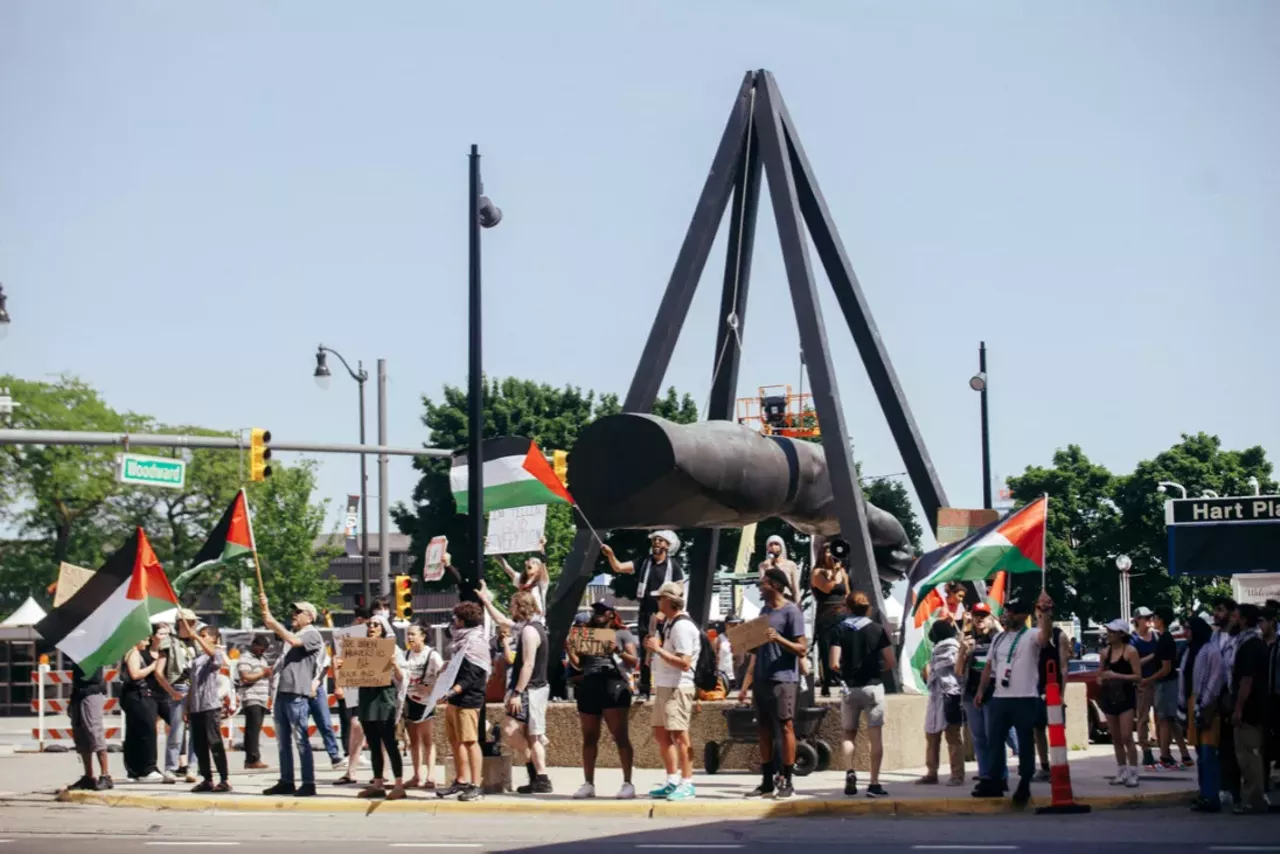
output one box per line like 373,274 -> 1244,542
450,437 -> 574,514
171,489 -> 256,595
36,528 -> 179,672
914,496 -> 1047,600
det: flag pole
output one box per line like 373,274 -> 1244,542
1040,493 -> 1049,593
242,487 -> 266,595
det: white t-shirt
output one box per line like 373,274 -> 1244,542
989,626 -> 1043,699
716,635 -> 734,676
653,615 -> 700,689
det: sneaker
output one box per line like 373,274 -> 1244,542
774,779 -> 794,799
213,782 -> 232,793
161,771 -> 176,784
1034,768 -> 1051,782
67,775 -> 96,792
665,782 -> 696,801
458,784 -> 484,802
915,775 -> 939,785
95,776 -> 114,791
865,783 -> 888,799
947,775 -> 966,787
518,776 -> 552,794
1110,768 -> 1127,785
844,771 -> 858,796
573,782 -> 596,800
141,771 -> 164,783
649,782 -> 677,799
971,782 -> 1003,799
1124,768 -> 1140,788
331,757 -> 344,770
184,771 -> 198,784
263,782 -> 296,796
1159,757 -> 1179,771
1011,781 -> 1031,808
245,762 -> 269,771
295,783 -> 316,797
191,781 -> 214,793
616,782 -> 636,800
745,784 -> 775,798
436,780 -> 466,799
1180,755 -> 1196,769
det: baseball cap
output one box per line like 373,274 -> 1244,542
1004,595 -> 1030,615
591,596 -> 619,613
176,608 -> 198,623
970,602 -> 992,616
292,601 -> 318,619
1106,618 -> 1130,634
1132,606 -> 1153,619
656,581 -> 685,601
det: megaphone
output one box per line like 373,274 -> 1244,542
828,537 -> 852,562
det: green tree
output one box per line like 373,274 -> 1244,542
218,460 -> 343,626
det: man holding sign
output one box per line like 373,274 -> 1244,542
259,597 -> 323,798
737,568 -> 807,800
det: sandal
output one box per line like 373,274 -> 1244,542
404,775 -> 421,789
420,780 -> 436,791
333,775 -> 359,786
915,775 -> 939,785
357,784 -> 386,799
387,784 -> 407,801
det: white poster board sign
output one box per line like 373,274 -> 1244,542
1232,572 -> 1280,605
484,505 -> 547,555
420,653 -> 463,710
423,536 -> 448,582
331,624 -> 367,657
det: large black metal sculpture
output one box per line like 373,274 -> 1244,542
544,70 -> 950,690
569,413 -> 915,579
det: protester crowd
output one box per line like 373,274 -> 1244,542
57,532 -> 1280,815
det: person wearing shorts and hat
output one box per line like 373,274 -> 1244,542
645,581 -> 699,801
65,662 -> 113,792
1146,606 -> 1194,769
600,530 -> 685,698
566,596 -> 639,800
259,596 -> 324,797
1131,605 -> 1160,767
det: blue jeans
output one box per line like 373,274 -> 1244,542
164,683 -> 197,772
1197,744 -> 1221,805
985,696 -> 1038,786
307,684 -> 341,763
273,693 -> 314,786
965,697 -> 1018,780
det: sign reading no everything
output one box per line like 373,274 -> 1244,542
485,505 -> 547,555
117,453 -> 186,490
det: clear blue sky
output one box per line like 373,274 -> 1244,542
2,1 -> 1277,546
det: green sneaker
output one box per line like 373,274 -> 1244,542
648,782 -> 677,799
665,783 -> 696,801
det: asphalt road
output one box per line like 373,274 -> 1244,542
0,802 -> 1276,854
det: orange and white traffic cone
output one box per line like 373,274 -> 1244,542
1036,659 -> 1091,814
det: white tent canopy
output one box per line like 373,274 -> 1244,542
1,597 -> 47,628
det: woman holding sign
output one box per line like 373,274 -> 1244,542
403,624 -> 443,790
565,596 -> 639,800
336,615 -> 407,800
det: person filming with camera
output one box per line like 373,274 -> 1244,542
971,590 -> 1055,807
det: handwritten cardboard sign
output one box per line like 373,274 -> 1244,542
568,627 -> 617,657
423,535 -> 448,582
725,615 -> 771,652
336,637 -> 396,688
484,505 -> 547,555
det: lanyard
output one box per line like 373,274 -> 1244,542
1003,628 -> 1028,665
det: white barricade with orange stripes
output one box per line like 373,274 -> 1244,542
32,663 -> 125,750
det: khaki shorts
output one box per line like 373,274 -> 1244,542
651,685 -> 695,732
445,704 -> 479,744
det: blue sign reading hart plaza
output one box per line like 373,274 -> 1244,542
1165,494 -> 1280,576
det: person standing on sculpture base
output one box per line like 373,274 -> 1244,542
600,530 -> 685,699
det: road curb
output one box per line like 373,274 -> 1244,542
55,787 -> 1196,817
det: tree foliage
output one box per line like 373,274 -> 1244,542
1007,433 -> 1274,624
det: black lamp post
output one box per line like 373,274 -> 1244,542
315,345 -> 372,606
0,284 -> 11,340
969,341 -> 991,509
468,145 -> 502,597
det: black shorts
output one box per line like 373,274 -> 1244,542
576,674 -> 631,716
753,681 -> 798,724
404,699 -> 435,723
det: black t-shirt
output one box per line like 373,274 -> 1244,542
1154,631 -> 1179,683
71,664 -> 106,700
834,616 -> 890,688
1233,635 -> 1269,727
965,629 -> 997,699
636,557 -> 685,616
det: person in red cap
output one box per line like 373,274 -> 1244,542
958,602 -> 1006,788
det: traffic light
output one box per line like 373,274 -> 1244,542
552,449 -> 569,486
249,428 -> 272,482
394,575 -> 413,620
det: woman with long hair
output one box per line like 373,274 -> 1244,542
120,632 -> 162,781
810,540 -> 850,696
498,539 -> 550,621
565,598 -> 638,800
1184,616 -> 1225,812
1098,618 -> 1141,787
919,618 -> 965,785
403,623 -> 443,791
336,615 -> 406,799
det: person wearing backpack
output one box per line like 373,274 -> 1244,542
644,582 -> 701,801
738,568 -> 808,799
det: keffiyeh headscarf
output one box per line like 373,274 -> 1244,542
450,624 -> 492,674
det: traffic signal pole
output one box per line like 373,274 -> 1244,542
0,429 -> 447,457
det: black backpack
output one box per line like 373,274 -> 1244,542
665,613 -> 719,693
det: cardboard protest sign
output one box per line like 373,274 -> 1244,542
53,562 -> 95,608
417,653 -> 462,708
568,626 -> 617,657
331,624 -> 367,658
335,636 -> 396,688
725,615 -> 771,652
423,536 -> 448,582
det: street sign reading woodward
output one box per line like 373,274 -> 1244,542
117,453 -> 186,490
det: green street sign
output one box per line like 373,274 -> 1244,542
117,453 -> 186,490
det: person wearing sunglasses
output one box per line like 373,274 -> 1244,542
259,597 -> 324,797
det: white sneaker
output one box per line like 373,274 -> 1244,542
1124,766 -> 1139,788
616,782 -> 636,800
141,771 -> 164,783
161,771 -> 176,785
573,782 -> 596,800
1110,767 -> 1127,785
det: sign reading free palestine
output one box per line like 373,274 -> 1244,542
117,453 -> 186,490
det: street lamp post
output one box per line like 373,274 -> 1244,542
969,341 -> 991,509
315,345 -> 372,607
1115,554 -> 1132,622
0,284 -> 11,341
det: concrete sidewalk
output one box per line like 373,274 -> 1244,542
39,745 -> 1198,817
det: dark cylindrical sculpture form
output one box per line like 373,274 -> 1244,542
568,413 -> 914,579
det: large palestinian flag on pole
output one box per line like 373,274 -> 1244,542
897,497 -> 1048,694
170,489 -> 256,595
450,437 -> 574,514
36,528 -> 179,672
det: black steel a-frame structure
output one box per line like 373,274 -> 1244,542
545,70 -> 950,685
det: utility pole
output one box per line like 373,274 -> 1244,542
378,358 -> 390,598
